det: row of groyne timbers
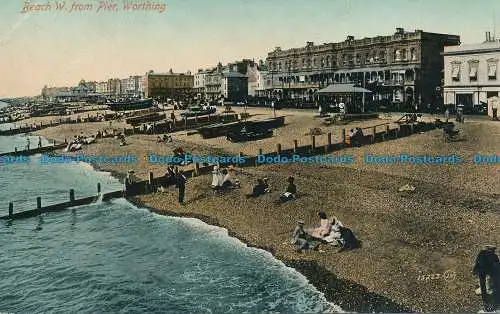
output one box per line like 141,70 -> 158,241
0,111 -> 240,136
1,119 -> 439,220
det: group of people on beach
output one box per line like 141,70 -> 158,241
245,175 -> 297,204
156,134 -> 173,143
290,211 -> 360,253
155,165 -> 188,204
211,166 -> 240,193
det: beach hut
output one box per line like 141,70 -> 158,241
487,96 -> 500,120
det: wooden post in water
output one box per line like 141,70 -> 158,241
69,189 -> 75,205
371,126 -> 376,143
37,197 -> 42,211
65,138 -> 67,144
293,140 -> 298,154
276,143 -> 282,155
327,133 -> 332,152
148,172 -> 154,186
14,147 -> 17,153
97,183 -> 101,195
9,202 -> 13,219
258,148 -> 263,156
341,129 -> 346,146
311,135 -> 316,151
53,140 -> 56,146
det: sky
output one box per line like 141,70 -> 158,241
1,0 -> 500,97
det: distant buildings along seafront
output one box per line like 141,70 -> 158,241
35,27 -> 500,112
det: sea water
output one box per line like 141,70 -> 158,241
0,134 -> 342,313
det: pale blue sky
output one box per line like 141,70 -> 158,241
1,0 -> 499,97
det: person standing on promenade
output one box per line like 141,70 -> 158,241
175,169 -> 187,205
445,107 -> 450,122
473,245 -> 500,312
26,137 -> 30,150
38,136 -> 42,148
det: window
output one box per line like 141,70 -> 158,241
469,67 -> 477,81
451,66 -> 460,81
488,64 -> 497,80
410,48 -> 416,61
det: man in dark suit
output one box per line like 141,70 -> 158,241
473,245 -> 500,312
175,169 -> 187,205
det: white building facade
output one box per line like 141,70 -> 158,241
443,40 -> 500,108
194,70 -> 209,99
96,81 -> 108,94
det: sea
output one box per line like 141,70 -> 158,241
0,124 -> 342,313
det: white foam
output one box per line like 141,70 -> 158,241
124,204 -> 346,313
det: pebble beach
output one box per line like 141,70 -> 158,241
32,108 -> 500,312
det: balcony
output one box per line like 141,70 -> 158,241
268,83 -> 321,89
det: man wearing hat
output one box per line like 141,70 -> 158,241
473,245 -> 500,312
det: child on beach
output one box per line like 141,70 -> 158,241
279,176 -> 296,203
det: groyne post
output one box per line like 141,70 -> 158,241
385,124 -> 390,140
14,147 -> 17,153
53,140 -> 56,146
293,140 -> 298,153
258,148 -> 263,156
371,126 -> 376,143
326,132 -> 332,152
311,135 -> 316,151
9,202 -> 13,219
69,189 -> 75,205
148,172 -> 154,192
37,197 -> 42,211
341,129 -> 346,146
64,138 -> 67,144
276,143 -> 281,155
97,183 -> 101,195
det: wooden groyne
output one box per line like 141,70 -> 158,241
1,184 -> 124,220
0,142 -> 67,157
122,120 -> 439,198
2,120 -> 437,221
125,113 -> 240,135
0,114 -> 104,136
